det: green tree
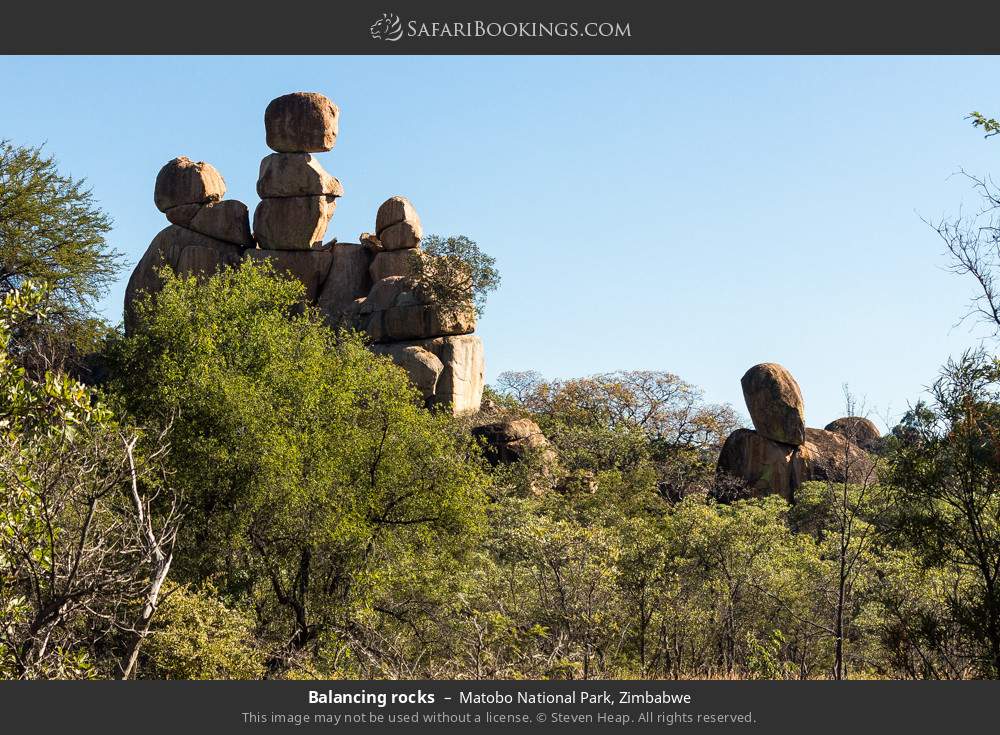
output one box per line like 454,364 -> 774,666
0,141 -> 121,368
0,283 -> 178,679
416,234 -> 500,317
888,349 -> 1000,676
141,583 -> 266,679
495,369 -> 741,500
109,261 -> 488,673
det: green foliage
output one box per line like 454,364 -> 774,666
887,349 -> 1000,676
0,282 -> 174,679
417,234 -> 500,317
142,583 -> 266,680
495,369 -> 742,501
0,282 -> 111,434
0,282 -> 105,678
109,261 -> 488,673
970,111 -> 1000,137
352,490 -> 849,679
0,141 -> 121,368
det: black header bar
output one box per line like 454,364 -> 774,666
3,0 -> 1000,54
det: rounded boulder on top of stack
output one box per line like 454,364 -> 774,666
254,92 -> 343,250
741,362 -> 806,446
825,416 -> 881,450
154,156 -> 226,213
264,92 -> 339,153
376,196 -> 423,251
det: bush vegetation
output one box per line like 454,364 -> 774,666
3,139 -> 1000,680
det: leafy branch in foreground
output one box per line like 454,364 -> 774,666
0,282 -> 180,679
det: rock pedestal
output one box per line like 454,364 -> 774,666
124,92 -> 485,415
717,363 -> 876,501
717,428 -> 802,501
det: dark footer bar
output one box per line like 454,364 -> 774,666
0,680 -> 995,734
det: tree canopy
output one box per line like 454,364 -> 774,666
109,261 -> 489,673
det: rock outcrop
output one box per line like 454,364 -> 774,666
472,417 -> 552,465
800,427 -> 875,485
824,416 -> 881,450
741,363 -> 806,446
127,159 -> 249,330
123,92 -> 485,415
470,414 -> 560,494
372,334 -> 483,413
717,363 -> 876,500
717,428 -> 802,501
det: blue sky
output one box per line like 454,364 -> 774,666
1,55 -> 998,428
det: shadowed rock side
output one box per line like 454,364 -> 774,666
469,415 -> 559,495
717,427 -> 876,501
472,417 -> 553,465
372,335 -> 483,413
718,363 -> 877,501
717,428 -> 802,501
800,427 -> 876,485
123,91 -> 484,414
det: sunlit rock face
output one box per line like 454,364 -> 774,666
124,92 -> 484,415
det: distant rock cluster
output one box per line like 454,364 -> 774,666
124,92 -> 484,414
717,363 -> 877,501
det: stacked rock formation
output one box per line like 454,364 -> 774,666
254,93 -> 343,250
354,197 -> 481,412
124,91 -> 484,414
125,157 -> 251,331
716,363 -> 875,501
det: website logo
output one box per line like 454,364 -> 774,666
370,13 -> 404,42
